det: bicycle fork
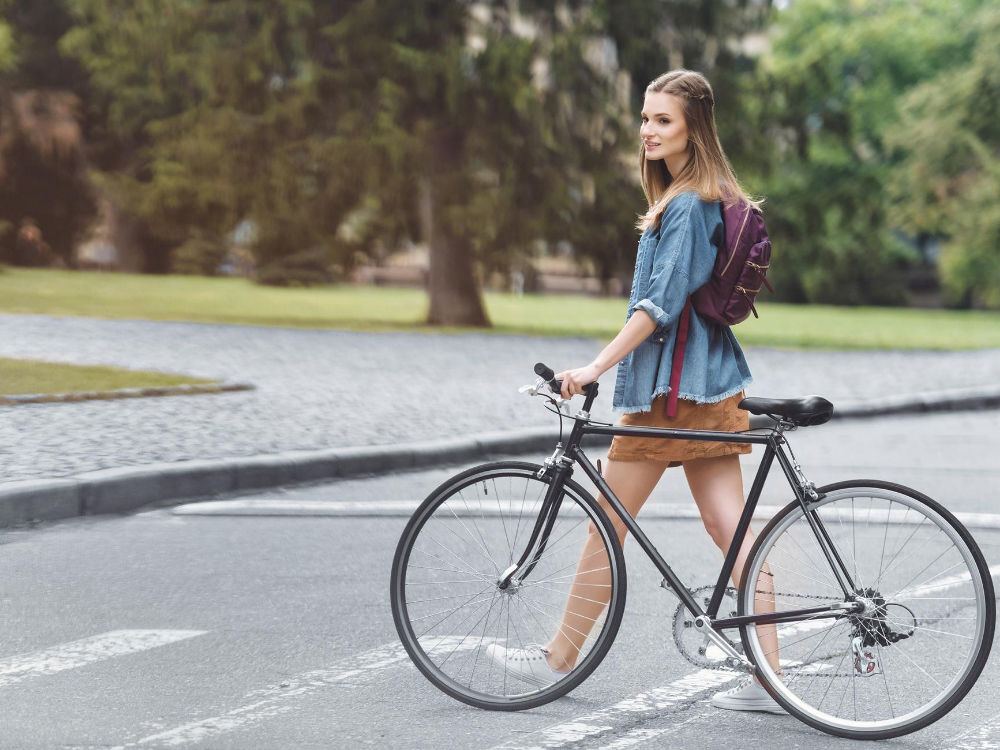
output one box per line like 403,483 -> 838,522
496,459 -> 571,590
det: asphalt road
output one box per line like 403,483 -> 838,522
1,409 -> 999,749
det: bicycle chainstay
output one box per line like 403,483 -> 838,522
669,584 -> 919,677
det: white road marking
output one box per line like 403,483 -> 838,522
763,562 -> 1000,642
937,711 -> 1000,750
588,662 -> 834,750
169,499 -> 1000,530
487,668 -> 739,750
169,499 -> 781,519
895,562 -> 1000,601
590,714 -> 715,750
117,637 -> 491,748
527,561 -> 1000,750
0,630 -> 206,688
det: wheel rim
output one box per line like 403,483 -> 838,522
741,486 -> 991,733
394,467 -> 622,704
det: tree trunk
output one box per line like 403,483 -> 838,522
424,130 -> 490,327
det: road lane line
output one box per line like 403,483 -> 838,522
170,499 -> 1000,530
589,662 -> 836,750
936,711 -> 1000,750
488,557 -> 997,750
0,630 -> 206,688
487,668 -> 739,750
591,713 -> 709,750
118,637 -> 491,748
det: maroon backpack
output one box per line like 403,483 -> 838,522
664,198 -> 774,417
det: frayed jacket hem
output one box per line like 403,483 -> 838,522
612,377 -> 753,415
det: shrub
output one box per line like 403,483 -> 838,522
255,247 -> 339,287
171,236 -> 227,275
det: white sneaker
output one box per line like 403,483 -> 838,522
711,679 -> 787,714
484,643 -> 569,687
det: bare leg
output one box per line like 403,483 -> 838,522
543,457 -> 668,671
683,454 -> 781,677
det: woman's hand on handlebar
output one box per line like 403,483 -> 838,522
554,364 -> 600,399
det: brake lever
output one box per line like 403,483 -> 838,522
518,378 -> 573,413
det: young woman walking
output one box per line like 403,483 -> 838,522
486,69 -> 783,714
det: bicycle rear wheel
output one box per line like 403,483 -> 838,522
390,461 -> 627,710
738,480 -> 995,740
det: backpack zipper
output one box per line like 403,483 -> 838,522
720,205 -> 752,277
746,260 -> 775,292
737,286 -> 761,318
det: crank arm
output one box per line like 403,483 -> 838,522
694,615 -> 753,672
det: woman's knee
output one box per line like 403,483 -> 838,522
701,515 -> 735,550
587,518 -> 628,544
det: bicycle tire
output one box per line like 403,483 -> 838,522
737,480 -> 995,740
390,460 -> 628,711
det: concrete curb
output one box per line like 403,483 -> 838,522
2,384 -> 999,528
0,381 -> 254,405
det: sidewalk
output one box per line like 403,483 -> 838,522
1,313 -> 999,525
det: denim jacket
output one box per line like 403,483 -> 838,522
612,190 -> 753,414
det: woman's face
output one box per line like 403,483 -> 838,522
640,91 -> 689,174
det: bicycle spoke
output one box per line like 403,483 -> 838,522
739,485 -> 993,737
394,465 -> 624,706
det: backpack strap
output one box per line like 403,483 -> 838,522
664,297 -> 692,418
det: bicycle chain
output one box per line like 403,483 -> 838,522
671,584 -> 971,679
671,584 -> 854,674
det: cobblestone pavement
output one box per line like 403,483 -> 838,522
1,313 -> 999,484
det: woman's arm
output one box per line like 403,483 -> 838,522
555,193 -> 718,400
554,310 -> 656,398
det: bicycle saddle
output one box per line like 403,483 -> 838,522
738,395 -> 834,426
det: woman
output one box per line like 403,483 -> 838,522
486,69 -> 783,714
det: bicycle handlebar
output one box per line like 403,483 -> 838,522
534,362 -> 598,399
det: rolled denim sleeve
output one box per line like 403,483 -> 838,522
629,192 -> 706,338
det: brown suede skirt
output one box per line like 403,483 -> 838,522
607,390 -> 752,467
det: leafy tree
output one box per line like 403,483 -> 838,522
886,5 -> 1000,308
0,0 -> 96,264
745,0 -> 992,305
324,1 -> 647,324
61,0 -> 348,274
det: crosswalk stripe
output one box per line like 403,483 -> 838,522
0,630 -> 206,689
487,668 -> 739,750
936,711 -> 1000,750
117,638 -> 485,748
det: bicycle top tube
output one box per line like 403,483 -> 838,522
529,361 -> 834,447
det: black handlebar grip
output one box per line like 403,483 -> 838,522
534,363 -> 555,381
534,362 -> 599,399
534,362 -> 561,393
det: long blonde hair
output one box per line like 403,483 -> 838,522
636,69 -> 763,233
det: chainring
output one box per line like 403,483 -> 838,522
671,585 -> 745,670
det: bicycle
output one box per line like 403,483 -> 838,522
390,363 -> 995,740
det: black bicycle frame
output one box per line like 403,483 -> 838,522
508,383 -> 859,633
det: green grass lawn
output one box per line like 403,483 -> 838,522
1,267 -> 998,350
0,357 -> 217,396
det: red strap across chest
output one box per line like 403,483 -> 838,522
665,297 -> 692,418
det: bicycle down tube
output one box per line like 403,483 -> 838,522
562,399 -> 857,632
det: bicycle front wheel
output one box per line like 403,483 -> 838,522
739,480 -> 995,740
390,461 -> 627,710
